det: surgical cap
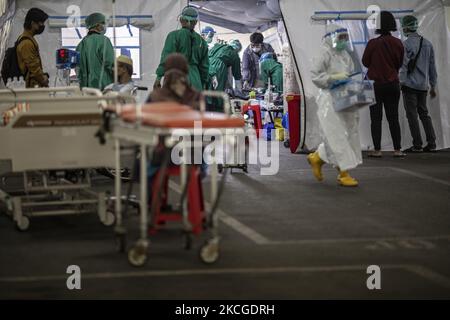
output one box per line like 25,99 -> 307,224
85,13 -> 106,29
401,15 -> 419,31
181,6 -> 199,22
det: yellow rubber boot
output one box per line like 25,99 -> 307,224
307,151 -> 324,181
337,171 -> 358,187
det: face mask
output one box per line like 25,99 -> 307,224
35,25 -> 45,35
252,47 -> 262,53
170,79 -> 187,97
100,25 -> 107,35
335,40 -> 348,51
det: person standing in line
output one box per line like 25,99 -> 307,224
399,15 -> 438,153
362,11 -> 405,158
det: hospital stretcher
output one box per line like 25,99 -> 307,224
101,92 -> 245,266
0,86 -> 133,230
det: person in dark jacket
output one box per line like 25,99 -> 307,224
362,11 -> 405,158
242,32 -> 275,89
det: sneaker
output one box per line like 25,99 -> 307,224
368,150 -> 382,158
403,146 -> 423,153
393,150 -> 406,158
423,145 -> 437,153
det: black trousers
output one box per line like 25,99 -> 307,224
402,88 -> 436,148
370,82 -> 402,151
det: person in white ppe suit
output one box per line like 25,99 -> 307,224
307,24 -> 362,187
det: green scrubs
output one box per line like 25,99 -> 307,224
156,27 -> 209,91
260,59 -> 283,93
207,43 -> 241,111
208,43 -> 241,91
76,32 -> 115,90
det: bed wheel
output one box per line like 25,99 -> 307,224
199,239 -> 220,264
128,244 -> 148,267
16,216 -> 30,232
102,210 -> 116,226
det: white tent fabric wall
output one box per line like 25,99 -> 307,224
5,0 -> 186,97
0,0 -> 15,67
2,0 -> 449,150
280,0 -> 450,151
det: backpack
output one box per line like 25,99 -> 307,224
1,36 -> 35,85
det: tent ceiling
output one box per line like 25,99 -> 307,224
190,0 -> 281,33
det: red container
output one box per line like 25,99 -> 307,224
286,94 -> 301,153
242,103 -> 263,138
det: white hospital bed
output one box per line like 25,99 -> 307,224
0,86 -> 133,230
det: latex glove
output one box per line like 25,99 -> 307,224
153,78 -> 161,90
243,80 -> 250,90
329,72 -> 349,81
430,87 -> 437,99
212,76 -> 218,90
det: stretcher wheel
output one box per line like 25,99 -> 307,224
102,211 -> 115,226
243,165 -> 248,174
218,164 -> 224,174
183,232 -> 193,250
128,245 -> 148,267
199,240 -> 220,264
16,216 -> 30,232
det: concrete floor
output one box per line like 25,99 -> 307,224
0,146 -> 449,299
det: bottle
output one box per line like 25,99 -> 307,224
249,91 -> 259,106
12,76 -> 18,89
6,78 -> 12,88
18,76 -> 25,89
264,78 -> 273,106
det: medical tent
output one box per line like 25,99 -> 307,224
1,0 -> 449,150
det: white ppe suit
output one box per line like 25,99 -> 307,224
310,34 -> 362,171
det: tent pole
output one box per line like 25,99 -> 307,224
113,0 -> 118,84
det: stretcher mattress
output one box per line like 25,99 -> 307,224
118,102 -> 244,128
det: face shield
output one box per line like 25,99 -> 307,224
329,28 -> 352,52
259,53 -> 275,72
202,31 -> 214,43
